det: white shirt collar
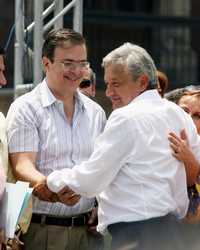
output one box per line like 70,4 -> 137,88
40,79 -> 85,111
40,79 -> 57,108
131,89 -> 161,105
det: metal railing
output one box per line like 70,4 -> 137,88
14,0 -> 83,98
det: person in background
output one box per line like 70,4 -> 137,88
167,89 -> 200,250
0,46 -> 7,249
0,48 -> 7,88
79,67 -> 96,98
167,90 -> 200,187
164,87 -> 188,104
6,29 -> 106,250
45,43 -> 200,250
178,90 -> 200,134
164,88 -> 200,185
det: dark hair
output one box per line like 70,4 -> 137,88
164,88 -> 188,104
42,28 -> 86,62
157,70 -> 169,97
0,47 -> 5,55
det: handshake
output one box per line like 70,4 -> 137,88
33,180 -> 81,206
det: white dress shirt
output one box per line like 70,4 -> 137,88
47,90 -> 200,233
6,79 -> 106,216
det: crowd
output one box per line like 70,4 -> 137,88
0,28 -> 200,250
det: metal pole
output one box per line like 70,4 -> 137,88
14,0 -> 24,99
73,0 -> 83,34
34,0 -> 44,85
26,2 -> 55,34
44,0 -> 77,32
54,0 -> 64,29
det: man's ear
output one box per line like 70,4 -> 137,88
42,56 -> 50,71
138,74 -> 149,92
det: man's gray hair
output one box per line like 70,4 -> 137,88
102,42 -> 158,88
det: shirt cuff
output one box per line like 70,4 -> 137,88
47,170 -> 67,193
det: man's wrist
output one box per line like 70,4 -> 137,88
32,176 -> 46,187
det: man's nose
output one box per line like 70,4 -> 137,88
105,85 -> 114,97
0,72 -> 7,86
71,66 -> 85,77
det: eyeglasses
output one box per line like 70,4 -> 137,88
191,113 -> 200,120
79,79 -> 92,88
55,60 -> 90,71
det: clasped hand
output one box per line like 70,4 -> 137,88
33,181 -> 81,206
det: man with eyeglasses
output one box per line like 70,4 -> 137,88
6,29 -> 106,250
79,67 -> 96,98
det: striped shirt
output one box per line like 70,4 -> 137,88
6,79 -> 106,216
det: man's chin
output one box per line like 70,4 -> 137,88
64,80 -> 80,90
112,102 -> 123,110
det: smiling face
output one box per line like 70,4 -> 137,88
104,64 -> 148,110
43,44 -> 87,97
178,95 -> 200,134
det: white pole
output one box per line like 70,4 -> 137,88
73,0 -> 83,34
54,0 -> 64,29
34,0 -> 44,85
44,0 -> 77,32
26,2 -> 55,34
14,0 -> 24,98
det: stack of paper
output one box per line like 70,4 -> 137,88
0,181 -> 32,238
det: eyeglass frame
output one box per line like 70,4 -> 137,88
54,59 -> 90,71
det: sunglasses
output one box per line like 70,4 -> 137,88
79,79 -> 92,88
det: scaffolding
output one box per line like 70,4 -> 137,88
14,0 -> 83,98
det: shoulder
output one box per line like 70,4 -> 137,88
6,85 -> 43,125
108,103 -> 134,120
8,85 -> 42,115
106,105 -> 132,130
162,98 -> 191,120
